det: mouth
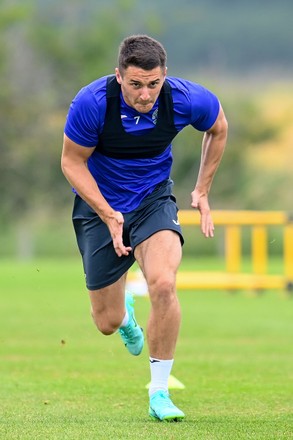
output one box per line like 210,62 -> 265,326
137,101 -> 153,109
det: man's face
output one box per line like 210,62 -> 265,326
115,65 -> 167,114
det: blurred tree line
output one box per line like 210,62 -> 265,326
1,0 -> 292,258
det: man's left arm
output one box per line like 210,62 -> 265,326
191,104 -> 228,237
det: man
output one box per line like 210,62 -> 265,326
61,34 -> 228,422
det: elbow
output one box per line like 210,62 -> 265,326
224,116 -> 228,135
223,121 -> 229,144
219,110 -> 228,135
60,154 -> 67,176
60,153 -> 72,179
218,115 -> 228,145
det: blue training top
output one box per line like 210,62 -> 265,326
64,75 -> 220,213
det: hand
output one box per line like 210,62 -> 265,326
106,211 -> 133,257
191,188 -> 215,238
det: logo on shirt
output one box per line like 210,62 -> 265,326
152,108 -> 158,125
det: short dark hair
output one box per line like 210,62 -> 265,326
118,35 -> 167,73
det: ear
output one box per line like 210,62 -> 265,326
164,66 -> 167,79
115,68 -> 122,84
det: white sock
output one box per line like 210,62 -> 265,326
149,358 -> 174,397
120,310 -> 129,328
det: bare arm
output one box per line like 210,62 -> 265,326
191,105 -> 228,237
61,134 -> 132,256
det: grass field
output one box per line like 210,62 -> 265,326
1,258 -> 292,439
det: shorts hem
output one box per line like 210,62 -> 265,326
132,227 -> 184,250
85,267 -> 132,291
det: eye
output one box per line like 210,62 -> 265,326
149,81 -> 160,89
131,82 -> 141,89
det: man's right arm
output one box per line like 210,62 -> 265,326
61,134 -> 132,256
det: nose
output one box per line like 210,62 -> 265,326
140,87 -> 150,101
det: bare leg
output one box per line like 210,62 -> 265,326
89,273 -> 127,335
134,230 -> 182,359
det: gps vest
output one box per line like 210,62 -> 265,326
96,75 -> 179,159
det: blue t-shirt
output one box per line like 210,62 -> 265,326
64,75 -> 220,213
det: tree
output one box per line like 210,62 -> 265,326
0,1 -> 130,225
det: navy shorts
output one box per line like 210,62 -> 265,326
72,179 -> 184,290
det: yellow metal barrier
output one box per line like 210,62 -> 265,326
176,210 -> 293,291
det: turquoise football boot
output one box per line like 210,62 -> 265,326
118,293 -> 144,356
149,390 -> 185,422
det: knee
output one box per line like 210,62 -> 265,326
149,273 -> 175,294
91,309 -> 121,335
96,323 -> 115,336
148,274 -> 176,303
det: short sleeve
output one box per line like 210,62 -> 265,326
64,87 -> 101,147
168,77 -> 220,132
189,83 -> 220,131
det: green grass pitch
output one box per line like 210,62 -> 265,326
0,258 -> 292,439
